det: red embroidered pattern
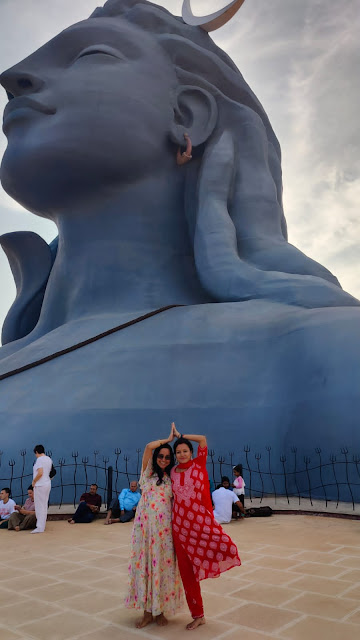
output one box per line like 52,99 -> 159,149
171,446 -> 241,581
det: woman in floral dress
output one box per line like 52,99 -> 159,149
171,426 -> 241,630
126,427 -> 183,628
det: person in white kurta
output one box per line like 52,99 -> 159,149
212,487 -> 243,524
32,445 -> 53,533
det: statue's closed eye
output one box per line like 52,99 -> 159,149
78,50 -> 113,59
74,46 -> 125,62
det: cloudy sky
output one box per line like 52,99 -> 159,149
0,0 -> 359,336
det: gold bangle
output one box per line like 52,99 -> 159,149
159,440 -> 163,446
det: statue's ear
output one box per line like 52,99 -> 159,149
169,85 -> 218,147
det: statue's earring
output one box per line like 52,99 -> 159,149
176,133 -> 193,165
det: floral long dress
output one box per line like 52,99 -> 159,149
125,460 -> 183,616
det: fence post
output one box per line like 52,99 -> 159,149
107,465 -> 113,510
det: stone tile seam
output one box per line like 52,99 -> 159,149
280,612 -> 360,629
341,605 -> 360,623
51,622 -> 136,640
0,620 -> 36,637
337,583 -> 360,597
2,579 -> 77,595
220,626 -> 284,640
37,586 -> 119,603
15,610 -> 69,630
1,598 -> 64,619
74,618 -> 238,640
265,612 -> 308,637
331,567 -> 360,580
219,598 -> 360,623
333,556 -> 360,566
199,623 -> 243,640
276,607 -> 360,625
15,606 -> 115,630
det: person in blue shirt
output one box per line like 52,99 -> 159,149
119,481 -> 141,523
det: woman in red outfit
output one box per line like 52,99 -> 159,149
170,424 -> 241,630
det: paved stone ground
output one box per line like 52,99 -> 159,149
1,514 -> 360,640
47,496 -> 360,517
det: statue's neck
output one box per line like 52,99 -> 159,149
37,172 -> 211,332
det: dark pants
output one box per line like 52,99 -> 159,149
109,498 -> 121,519
72,501 -> 96,523
232,496 -> 245,518
120,509 -> 135,523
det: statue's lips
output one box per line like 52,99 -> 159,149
3,96 -> 56,133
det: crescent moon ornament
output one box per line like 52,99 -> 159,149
182,0 -> 246,33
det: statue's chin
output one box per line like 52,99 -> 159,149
1,144 -> 103,219
1,160 -> 53,219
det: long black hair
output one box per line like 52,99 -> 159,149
152,443 -> 175,485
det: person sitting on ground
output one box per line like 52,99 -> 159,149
119,481 -> 141,523
218,476 -> 232,490
104,495 -> 121,525
0,488 -> 16,529
68,483 -> 102,524
219,474 -> 243,519
8,485 -> 36,531
212,485 -> 244,524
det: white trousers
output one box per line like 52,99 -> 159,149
34,483 -> 51,532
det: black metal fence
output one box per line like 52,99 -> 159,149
1,446 -> 359,510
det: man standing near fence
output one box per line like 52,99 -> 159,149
32,445 -> 53,533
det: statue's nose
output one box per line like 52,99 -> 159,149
0,66 -> 44,100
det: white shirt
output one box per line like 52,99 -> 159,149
33,455 -> 53,486
212,487 -> 239,524
0,498 -> 16,520
233,476 -> 245,496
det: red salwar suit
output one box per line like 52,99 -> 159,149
171,446 -> 241,618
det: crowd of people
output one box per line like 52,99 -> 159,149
1,426 -> 246,631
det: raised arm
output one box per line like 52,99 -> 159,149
141,424 -> 175,471
172,423 -> 207,449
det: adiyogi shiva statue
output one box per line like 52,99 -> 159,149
0,1 -> 359,495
